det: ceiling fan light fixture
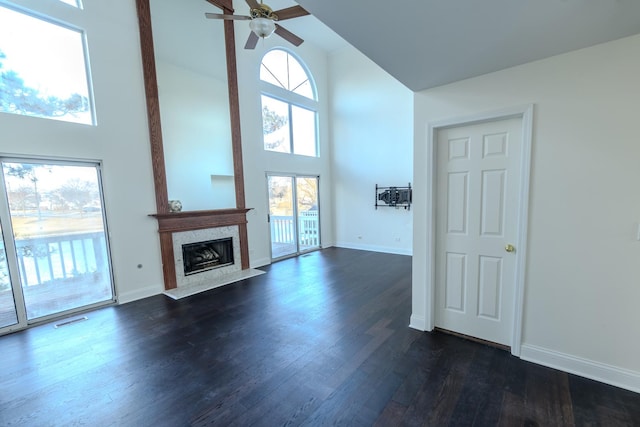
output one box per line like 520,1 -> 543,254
249,17 -> 276,38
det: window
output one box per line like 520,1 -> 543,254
0,2 -> 93,124
260,49 -> 314,99
260,49 -> 318,157
0,158 -> 114,325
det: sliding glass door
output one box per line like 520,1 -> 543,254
0,221 -> 19,329
267,174 -> 320,260
0,159 -> 115,334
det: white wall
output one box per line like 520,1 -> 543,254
413,34 -> 640,391
235,27 -> 334,267
329,47 -> 414,255
150,0 -> 235,211
156,61 -> 235,210
0,0 -> 163,303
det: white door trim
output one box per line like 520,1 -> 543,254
421,105 -> 533,357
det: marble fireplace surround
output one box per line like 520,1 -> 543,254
161,221 -> 264,300
151,209 -> 251,290
172,225 -> 241,288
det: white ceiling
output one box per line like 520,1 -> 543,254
262,0 -> 640,91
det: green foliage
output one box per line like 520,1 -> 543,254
0,49 -> 89,119
262,104 -> 288,135
262,104 -> 289,151
4,163 -> 37,181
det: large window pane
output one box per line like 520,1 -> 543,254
260,49 -> 288,89
288,60 -> 313,99
0,5 -> 92,124
2,161 -> 113,320
268,176 -> 296,258
262,95 -> 291,153
296,177 -> 319,252
292,105 -> 317,157
260,50 -> 314,100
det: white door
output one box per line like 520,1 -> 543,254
435,117 -> 522,346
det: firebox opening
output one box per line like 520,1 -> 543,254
182,237 -> 234,276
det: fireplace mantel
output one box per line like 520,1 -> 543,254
149,208 -> 251,289
150,208 -> 251,233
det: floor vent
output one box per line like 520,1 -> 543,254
54,316 -> 88,328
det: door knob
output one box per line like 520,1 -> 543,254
505,244 -> 515,253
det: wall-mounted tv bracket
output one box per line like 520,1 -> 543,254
375,183 -> 412,210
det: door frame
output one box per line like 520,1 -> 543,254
266,173 -> 321,261
422,105 -> 533,357
0,157 -> 117,335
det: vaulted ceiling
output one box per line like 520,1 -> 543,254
268,0 -> 640,91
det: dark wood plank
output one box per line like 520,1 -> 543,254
1,248 -> 639,426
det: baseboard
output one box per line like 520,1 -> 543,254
335,241 -> 412,256
409,314 -> 428,331
117,284 -> 163,304
520,344 -> 640,393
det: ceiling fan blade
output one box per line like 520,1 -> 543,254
274,24 -> 304,46
245,31 -> 260,49
205,12 -> 250,20
273,5 -> 309,21
245,0 -> 260,9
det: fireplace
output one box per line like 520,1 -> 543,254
182,237 -> 234,276
171,225 -> 242,288
159,223 -> 264,298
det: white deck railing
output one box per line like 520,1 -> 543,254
0,231 -> 108,289
270,211 -> 319,247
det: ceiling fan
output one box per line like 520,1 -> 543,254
205,0 -> 309,49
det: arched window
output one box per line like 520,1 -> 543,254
260,49 -> 318,157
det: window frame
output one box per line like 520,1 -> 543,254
259,48 -> 319,157
0,155 -> 116,333
0,0 -> 95,125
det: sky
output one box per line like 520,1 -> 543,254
2,163 -> 98,193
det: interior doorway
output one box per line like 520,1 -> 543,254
414,105 -> 533,356
267,174 -> 320,260
0,158 -> 115,335
434,117 -> 523,347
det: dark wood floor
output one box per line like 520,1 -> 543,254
1,248 -> 638,426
